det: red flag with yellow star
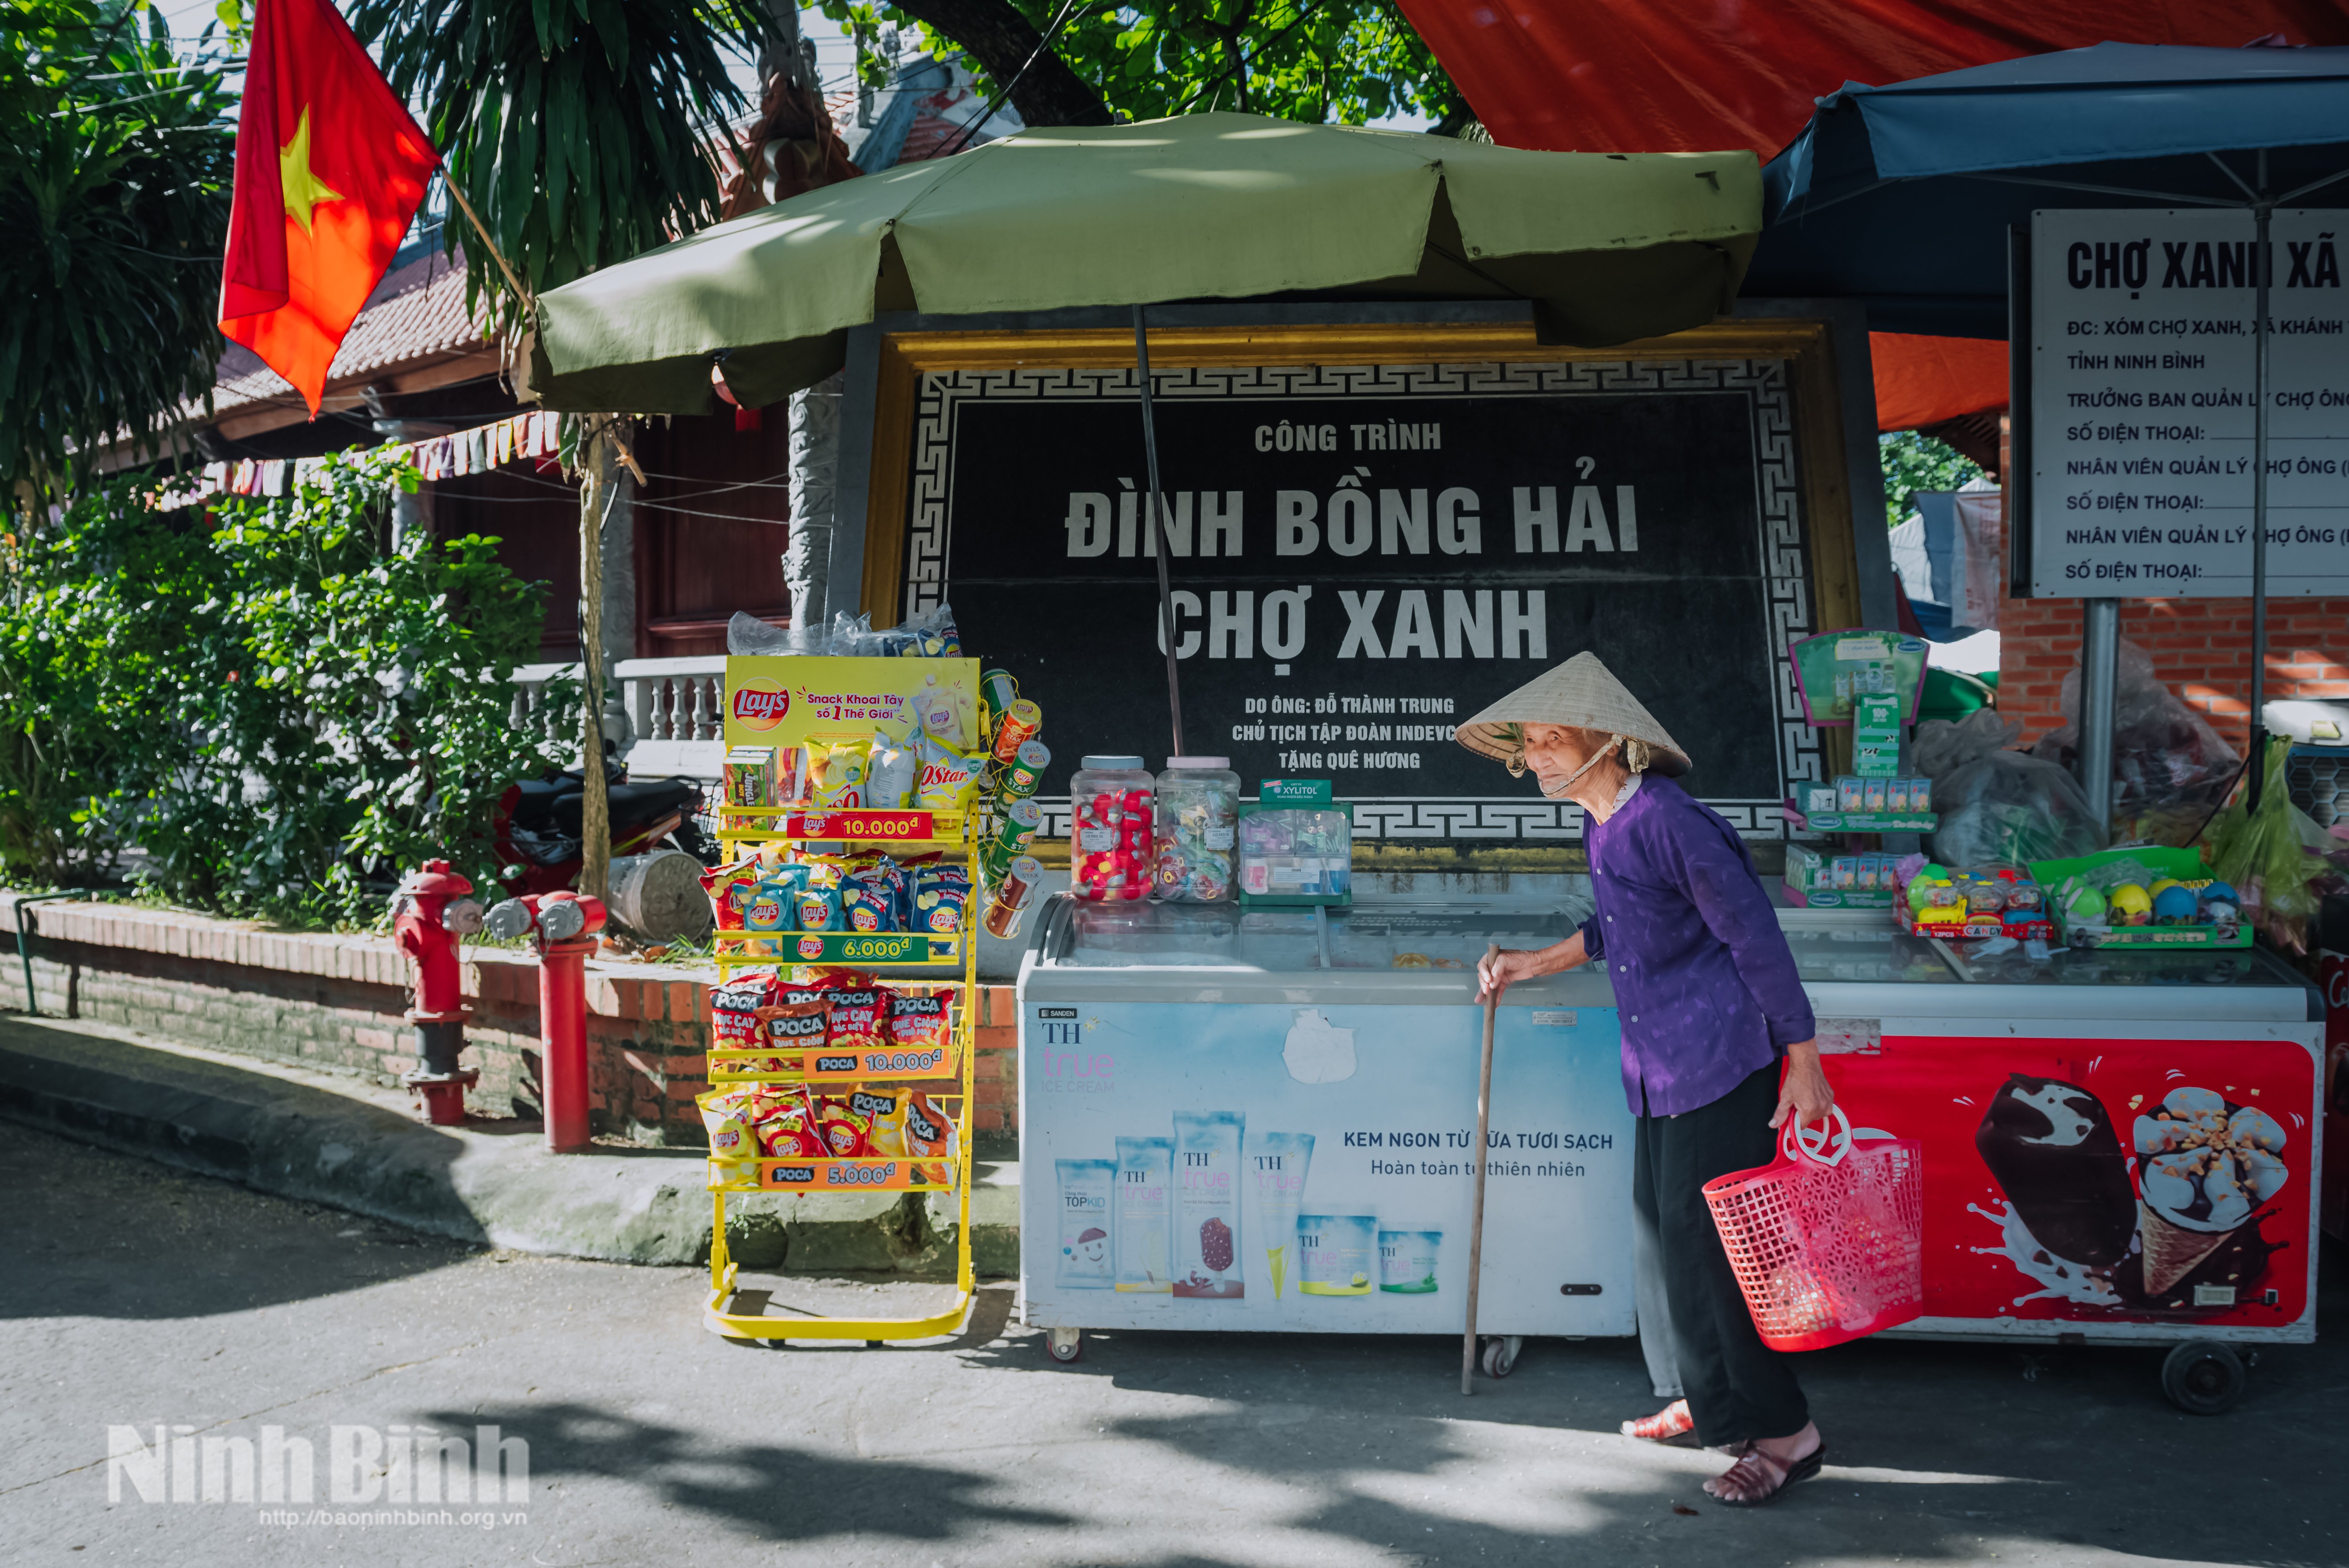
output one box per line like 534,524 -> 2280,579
218,0 -> 439,416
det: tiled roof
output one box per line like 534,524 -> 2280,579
209,247 -> 491,419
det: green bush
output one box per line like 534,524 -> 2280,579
0,448 -> 578,923
0,475 -> 210,880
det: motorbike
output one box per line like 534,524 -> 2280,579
491,763 -> 716,898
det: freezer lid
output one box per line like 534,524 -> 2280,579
1782,913 -> 2321,1022
1034,892 -> 1592,974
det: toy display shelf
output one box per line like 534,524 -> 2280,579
703,847 -> 978,1344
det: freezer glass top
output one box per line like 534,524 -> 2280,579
1938,941 -> 2312,991
1780,927 -> 1963,985
1046,898 -> 1585,971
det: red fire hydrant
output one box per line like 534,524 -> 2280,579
484,889 -> 606,1153
390,861 -> 485,1126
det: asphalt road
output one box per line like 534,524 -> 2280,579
4,1121 -> 2344,1568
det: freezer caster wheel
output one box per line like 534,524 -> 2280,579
1480,1335 -> 1523,1379
2161,1340 -> 2246,1415
1047,1327 -> 1084,1364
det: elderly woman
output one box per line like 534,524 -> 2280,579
1461,652 -> 1832,1508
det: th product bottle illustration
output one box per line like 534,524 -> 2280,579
1055,1159 -> 1116,1289
1297,1214 -> 1376,1296
1379,1229 -> 1443,1293
1173,1110 -> 1245,1299
1114,1136 -> 1175,1292
1248,1132 -> 1314,1299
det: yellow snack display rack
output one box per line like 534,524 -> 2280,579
702,655 -> 984,1342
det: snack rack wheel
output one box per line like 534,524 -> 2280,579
2160,1339 -> 2247,1415
1479,1335 -> 1522,1380
700,781 -> 981,1346
1047,1327 -> 1084,1364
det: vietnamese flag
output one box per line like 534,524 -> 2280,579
218,0 -> 439,416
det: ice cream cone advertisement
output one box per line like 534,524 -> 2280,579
2133,1088 -> 2290,1303
1806,1034 -> 2315,1330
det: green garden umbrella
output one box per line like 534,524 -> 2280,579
531,111 -> 1763,413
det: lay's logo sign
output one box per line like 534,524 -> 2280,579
732,678 -> 791,731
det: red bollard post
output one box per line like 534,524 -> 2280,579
483,889 -> 606,1153
538,935 -> 597,1153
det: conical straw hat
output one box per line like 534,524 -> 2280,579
1455,651 -> 1691,777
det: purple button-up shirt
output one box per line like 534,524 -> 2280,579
1579,775 -> 1815,1117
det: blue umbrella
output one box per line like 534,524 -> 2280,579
1746,43 -> 2349,812
1750,43 -> 2349,335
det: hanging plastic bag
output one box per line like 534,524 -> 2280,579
1930,747 -> 2107,869
900,600 -> 963,657
726,612 -> 825,656
2204,737 -> 2326,952
1912,709 -> 2021,781
2032,638 -> 2240,841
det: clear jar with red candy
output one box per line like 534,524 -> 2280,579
1070,755 -> 1153,903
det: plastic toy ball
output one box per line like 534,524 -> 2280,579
2152,884 -> 2199,924
2109,883 -> 2153,925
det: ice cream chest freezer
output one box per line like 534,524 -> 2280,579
1015,896 -> 2325,1366
1015,895 -> 1631,1354
1780,908 -> 2325,1353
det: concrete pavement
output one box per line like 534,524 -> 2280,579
5,1121 -> 2345,1568
0,1012 -> 1015,1274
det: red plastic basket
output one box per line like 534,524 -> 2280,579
1701,1107 -> 1924,1352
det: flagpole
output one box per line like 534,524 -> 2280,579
438,172 -> 533,320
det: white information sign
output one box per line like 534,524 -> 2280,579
2030,208 -> 2349,598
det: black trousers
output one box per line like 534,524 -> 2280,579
1632,1061 -> 1810,1447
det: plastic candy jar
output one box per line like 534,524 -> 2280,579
1071,755 -> 1153,902
1154,756 -> 1240,903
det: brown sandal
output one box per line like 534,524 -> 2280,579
1706,1442 -> 1825,1507
1619,1399 -> 1701,1448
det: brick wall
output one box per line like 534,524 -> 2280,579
0,896 -> 1020,1148
1969,491 -> 2349,750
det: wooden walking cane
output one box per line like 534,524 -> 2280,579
1461,943 -> 1501,1396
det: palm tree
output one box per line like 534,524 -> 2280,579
1,0 -> 236,507
351,0 -> 775,897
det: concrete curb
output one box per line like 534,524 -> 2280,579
0,1015 -> 1017,1277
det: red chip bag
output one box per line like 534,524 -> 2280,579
710,971 -> 778,1048
813,1093 -> 872,1157
822,986 -> 885,1051
756,1091 -> 825,1158
888,989 -> 952,1052
904,1091 -> 957,1159
703,858 -> 760,931
756,998 -> 828,1050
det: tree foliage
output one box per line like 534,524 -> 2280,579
0,455 -> 575,923
350,0 -> 769,335
1879,429 -> 1983,528
829,0 -> 1467,132
0,0 -> 235,504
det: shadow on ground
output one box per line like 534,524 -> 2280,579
0,1121 -> 473,1319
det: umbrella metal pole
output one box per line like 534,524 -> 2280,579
2079,599 -> 2118,829
2248,189 -> 2273,808
1134,305 -> 1187,758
